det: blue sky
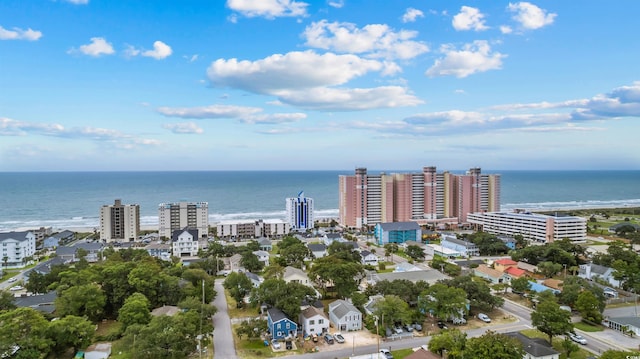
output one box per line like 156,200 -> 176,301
1,0 -> 639,171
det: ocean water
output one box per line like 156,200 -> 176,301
0,170 -> 639,232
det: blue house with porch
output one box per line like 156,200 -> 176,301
267,308 -> 298,340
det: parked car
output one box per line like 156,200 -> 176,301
393,326 -> 403,334
477,313 -> 491,323
568,332 -> 587,345
437,321 -> 448,329
324,333 -> 334,344
9,285 -> 23,291
334,333 -> 345,344
413,322 -> 423,331
404,323 -> 414,332
285,340 -> 293,350
271,339 -> 281,350
7,277 -> 17,283
380,349 -> 394,359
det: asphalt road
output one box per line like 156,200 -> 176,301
213,278 -> 238,359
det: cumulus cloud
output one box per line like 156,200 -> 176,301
500,25 -> 513,34
226,0 -> 309,19
206,50 -> 421,111
507,2 -> 556,30
0,117 -> 160,147
163,122 -> 204,134
70,37 -> 115,57
402,8 -> 424,23
142,41 -> 172,59
0,25 -> 42,41
452,6 -> 488,31
426,40 -> 505,78
157,104 -> 307,123
302,20 -> 428,60
571,81 -> 640,120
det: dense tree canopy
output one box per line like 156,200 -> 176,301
418,283 -> 467,322
441,275 -> 504,312
428,328 -> 467,359
531,297 -> 573,343
465,331 -> 525,359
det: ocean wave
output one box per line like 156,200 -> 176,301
502,198 -> 640,211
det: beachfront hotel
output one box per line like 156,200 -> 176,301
0,231 -> 36,268
338,167 -> 501,228
99,199 -> 140,243
467,210 -> 587,243
158,201 -> 209,239
286,191 -> 314,232
216,219 -> 289,240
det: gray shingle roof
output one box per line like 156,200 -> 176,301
609,316 -> 640,328
268,307 -> 289,322
0,231 -> 33,241
375,270 -> 448,284
379,222 -> 421,231
171,228 -> 199,242
442,237 -> 476,248
504,332 -> 559,357
329,299 -> 360,320
13,291 -> 57,314
308,243 -> 327,252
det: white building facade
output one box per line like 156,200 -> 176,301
0,231 -> 36,268
467,210 -> 587,243
159,202 -> 208,239
171,228 -> 199,257
286,191 -> 314,232
100,199 -> 140,243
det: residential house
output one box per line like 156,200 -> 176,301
145,242 -> 172,261
323,233 -> 346,246
258,238 -> 273,251
517,261 -> 540,278
171,228 -> 199,257
608,222 -> 640,234
56,246 -> 79,263
578,263 -> 621,288
43,236 -> 60,249
283,266 -> 311,286
328,299 -> 362,331
403,240 -> 428,251
84,343 -> 112,359
504,332 -> 560,359
252,250 -> 270,267
374,222 -> 421,246
369,270 -> 448,286
504,266 -> 527,279
53,230 -> 75,244
405,348 -> 441,359
474,264 -> 510,284
308,243 -> 327,259
360,250 -> 379,266
425,244 -> 461,258
299,306 -> 329,336
245,272 -> 264,288
13,290 -> 57,314
228,253 -> 243,273
529,281 -> 561,295
267,308 -> 298,340
440,234 -> 480,257
493,258 -> 518,273
74,241 -> 105,262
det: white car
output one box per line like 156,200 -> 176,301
7,278 -> 17,283
477,313 -> 491,323
568,332 -> 587,345
271,339 -> 281,350
9,285 -> 24,291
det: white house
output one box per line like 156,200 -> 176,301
245,272 -> 264,288
84,343 -> 112,359
440,234 -> 480,257
578,263 -> 621,288
252,250 -> 270,267
171,228 -> 199,257
0,231 -> 36,268
360,250 -> 379,266
328,299 -> 362,331
299,306 -> 329,336
283,266 -> 312,286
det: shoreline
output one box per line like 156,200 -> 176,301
6,206 -> 638,235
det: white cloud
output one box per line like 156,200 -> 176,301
143,41 -> 173,59
507,2 -> 556,30
328,0 -> 344,8
426,40 -> 505,78
71,37 -> 115,57
64,0 -> 89,4
402,8 -> 424,23
163,122 -> 204,134
226,0 -> 309,19
157,104 -> 308,124
302,20 -> 429,60
500,25 -> 513,34
184,54 -> 199,62
452,6 -> 488,31
206,50 -> 420,111
0,25 -> 42,41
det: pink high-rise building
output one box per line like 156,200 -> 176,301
339,166 -> 501,228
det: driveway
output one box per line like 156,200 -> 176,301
213,278 -> 238,359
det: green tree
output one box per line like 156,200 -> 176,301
241,252 -> 264,273
0,307 -> 52,358
428,328 -> 467,359
25,270 -> 48,294
250,278 -> 316,319
236,318 -> 267,340
419,284 -> 467,322
125,313 -> 198,359
531,298 -> 573,343
0,290 -> 17,311
47,315 -> 95,354
561,337 -> 579,358
55,283 -> 107,321
372,295 -> 412,327
308,255 -> 363,298
599,350 -> 640,359
537,261 -> 563,278
575,290 -> 604,324
277,242 -> 309,268
406,245 -> 426,261
465,331 -> 525,359
223,272 -> 253,306
441,275 -> 504,312
118,292 -> 152,330
510,276 -> 531,294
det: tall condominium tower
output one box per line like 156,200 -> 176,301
339,167 -> 500,228
100,199 -> 140,242
158,201 -> 209,239
286,191 -> 314,232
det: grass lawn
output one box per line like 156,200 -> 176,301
573,321 -> 603,332
390,348 -> 415,359
225,290 -> 260,318
520,329 -> 593,359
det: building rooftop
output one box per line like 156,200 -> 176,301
0,231 -> 33,241
504,332 -> 559,357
